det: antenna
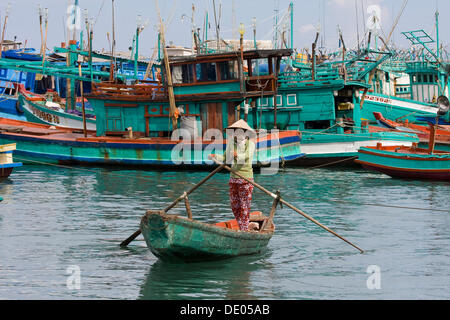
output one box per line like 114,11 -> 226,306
273,0 -> 279,49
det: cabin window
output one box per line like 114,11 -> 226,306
259,97 -> 269,107
182,64 -> 195,83
417,74 -> 422,83
196,63 -> 217,82
286,94 -> 297,106
251,58 -> 269,75
172,64 -> 195,84
171,66 -> 183,84
217,61 -> 238,80
275,95 -> 282,106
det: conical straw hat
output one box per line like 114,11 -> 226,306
227,119 -> 256,133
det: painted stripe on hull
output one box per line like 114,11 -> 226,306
300,139 -> 414,158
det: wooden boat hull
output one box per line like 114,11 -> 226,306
0,163 -> 22,180
356,146 -> 450,180
140,211 -> 274,262
361,92 -> 438,124
292,130 -> 418,166
0,143 -> 22,180
0,118 -> 303,168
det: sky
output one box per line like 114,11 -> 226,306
0,0 -> 448,57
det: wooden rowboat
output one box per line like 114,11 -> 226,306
121,161 -> 364,256
356,144 -> 450,180
140,210 -> 275,262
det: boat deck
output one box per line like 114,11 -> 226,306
362,145 -> 450,157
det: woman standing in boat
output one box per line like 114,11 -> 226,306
209,120 -> 257,232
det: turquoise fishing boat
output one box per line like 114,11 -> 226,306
356,96 -> 450,179
355,144 -> 450,180
0,47 -> 303,167
249,58 -> 419,165
0,117 -> 300,167
17,84 -> 97,130
140,210 -> 274,262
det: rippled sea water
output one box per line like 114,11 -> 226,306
0,164 -> 449,299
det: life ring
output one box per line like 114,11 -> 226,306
15,99 -> 24,114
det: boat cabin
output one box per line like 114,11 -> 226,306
253,70 -> 370,134
405,61 -> 448,103
88,49 -> 292,138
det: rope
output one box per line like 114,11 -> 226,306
12,156 -> 167,183
295,195 -> 450,213
307,156 -> 358,169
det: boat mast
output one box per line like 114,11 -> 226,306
38,5 -> 44,55
156,0 -> 178,131
111,0 -> 116,81
0,3 -> 11,57
212,0 -> 220,51
290,1 -> 293,51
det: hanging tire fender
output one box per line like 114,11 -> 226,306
15,99 -> 24,114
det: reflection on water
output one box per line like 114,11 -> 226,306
140,253 -> 274,300
0,164 -> 449,299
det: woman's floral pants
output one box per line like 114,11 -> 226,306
229,178 -> 254,231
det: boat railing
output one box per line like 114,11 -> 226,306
90,82 -> 166,99
278,68 -> 341,87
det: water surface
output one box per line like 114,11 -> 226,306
0,164 -> 449,299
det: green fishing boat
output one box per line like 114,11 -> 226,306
356,96 -> 450,180
140,210 -> 274,262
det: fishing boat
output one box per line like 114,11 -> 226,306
16,84 -> 97,131
355,144 -> 450,180
356,96 -> 450,179
249,54 -> 419,166
374,111 -> 450,152
140,210 -> 274,262
0,117 -> 301,167
0,143 -> 22,180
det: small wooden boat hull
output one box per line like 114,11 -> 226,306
0,117 -> 303,168
140,211 -> 274,262
356,145 -> 450,180
0,163 -> 21,180
0,143 -> 22,180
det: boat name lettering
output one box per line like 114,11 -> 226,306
30,106 -> 61,124
367,95 -> 391,104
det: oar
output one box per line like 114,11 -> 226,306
120,163 -> 226,247
212,158 -> 364,253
